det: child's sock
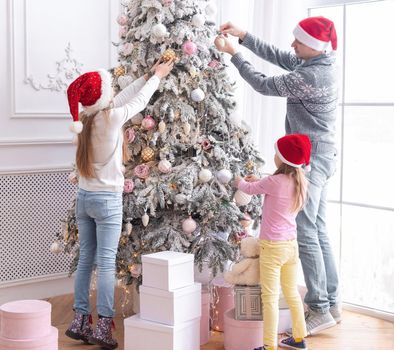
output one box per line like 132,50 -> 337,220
294,338 -> 303,342
264,346 -> 275,350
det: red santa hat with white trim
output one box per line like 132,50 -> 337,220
274,134 -> 312,171
66,69 -> 113,134
293,16 -> 337,51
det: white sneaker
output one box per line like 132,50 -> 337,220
329,305 -> 342,323
286,309 -> 336,336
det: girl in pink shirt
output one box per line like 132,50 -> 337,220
235,134 -> 311,350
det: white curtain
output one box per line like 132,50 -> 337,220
217,0 -> 308,171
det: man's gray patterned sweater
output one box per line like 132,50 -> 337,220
231,32 -> 338,146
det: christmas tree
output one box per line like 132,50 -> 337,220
55,0 -> 264,288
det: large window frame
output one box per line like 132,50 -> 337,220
307,0 -> 394,322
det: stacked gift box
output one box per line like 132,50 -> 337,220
124,251 -> 201,350
0,300 -> 58,350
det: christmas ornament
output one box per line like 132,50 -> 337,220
240,213 -> 252,228
123,179 -> 135,193
183,121 -> 191,135
208,60 -> 221,68
201,139 -> 212,150
125,127 -> 136,143
162,0 -> 173,6
191,88 -> 205,102
234,190 -> 252,206
182,216 -> 197,234
119,26 -> 128,38
141,115 -> 156,130
162,49 -> 177,62
151,23 -> 168,41
126,222 -> 133,235
134,164 -> 150,179
199,168 -> 212,183
142,213 -> 149,227
175,193 -> 187,205
117,14 -> 128,26
131,113 -> 143,125
68,171 -> 78,185
216,169 -> 233,184
114,66 -> 126,77
245,160 -> 255,171
50,241 -> 62,254
182,40 -> 198,55
118,75 -> 133,89
192,14 -> 205,27
158,120 -> 166,133
141,147 -> 155,162
121,42 -> 134,56
205,2 -> 217,17
158,159 -> 172,173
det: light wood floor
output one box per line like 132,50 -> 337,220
47,290 -> 394,350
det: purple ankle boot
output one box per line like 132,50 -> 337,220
88,316 -> 118,349
65,312 -> 93,343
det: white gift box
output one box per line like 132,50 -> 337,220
142,251 -> 194,291
140,283 -> 201,325
124,314 -> 200,350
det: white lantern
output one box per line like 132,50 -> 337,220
50,241 -> 62,254
175,193 -> 187,205
199,168 -> 212,183
191,88 -> 205,102
151,23 -> 168,39
216,169 -> 233,184
182,216 -> 197,234
192,14 -> 205,27
158,159 -> 172,173
234,190 -> 252,206
142,213 -> 149,227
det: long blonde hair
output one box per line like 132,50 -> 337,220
76,109 -> 129,178
274,163 -> 308,212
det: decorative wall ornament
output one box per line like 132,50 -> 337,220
24,43 -> 83,93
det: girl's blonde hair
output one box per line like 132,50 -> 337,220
76,110 -> 129,178
274,163 -> 308,212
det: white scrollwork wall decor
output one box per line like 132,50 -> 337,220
24,43 -> 83,93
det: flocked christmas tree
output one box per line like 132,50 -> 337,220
54,0 -> 265,289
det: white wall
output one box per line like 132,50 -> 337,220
0,0 -> 119,303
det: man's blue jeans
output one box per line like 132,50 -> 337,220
73,189 -> 122,317
296,142 -> 339,314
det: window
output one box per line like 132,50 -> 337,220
309,0 -> 394,317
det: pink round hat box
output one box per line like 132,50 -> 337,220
223,308 -> 263,350
0,326 -> 58,350
0,300 -> 52,340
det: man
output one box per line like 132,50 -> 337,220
215,17 -> 340,336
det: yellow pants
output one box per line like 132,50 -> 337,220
259,239 -> 307,347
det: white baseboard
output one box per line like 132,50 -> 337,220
0,275 -> 75,305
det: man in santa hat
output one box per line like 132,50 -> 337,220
215,17 -> 340,337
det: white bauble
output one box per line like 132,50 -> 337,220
151,23 -> 167,38
175,193 -> 187,205
205,2 -> 217,17
191,88 -> 205,102
131,113 -> 144,125
158,159 -> 172,173
192,14 -> 205,27
199,168 -> 212,183
183,121 -> 191,135
216,169 -> 233,184
182,216 -> 197,234
118,75 -> 133,90
142,213 -> 149,227
50,241 -> 62,254
158,120 -> 166,133
234,190 -> 252,206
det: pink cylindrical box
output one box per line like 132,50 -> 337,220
0,300 -> 52,340
211,286 -> 234,332
0,326 -> 58,350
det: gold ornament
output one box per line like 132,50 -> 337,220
162,49 -> 177,62
141,147 -> 155,162
114,65 -> 126,77
245,160 -> 255,171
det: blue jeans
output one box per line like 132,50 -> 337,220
74,189 -> 122,317
296,142 -> 339,314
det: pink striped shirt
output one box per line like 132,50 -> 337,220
238,174 -> 298,241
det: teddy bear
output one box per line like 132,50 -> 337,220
224,236 -> 260,285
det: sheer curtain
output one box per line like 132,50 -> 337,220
216,0 -> 308,171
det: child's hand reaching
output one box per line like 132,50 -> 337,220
245,174 -> 259,182
233,175 -> 242,188
153,59 -> 174,79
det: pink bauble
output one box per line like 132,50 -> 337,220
182,216 -> 197,234
122,42 -> 134,56
117,14 -> 128,26
119,25 -> 128,38
162,0 -> 173,6
125,127 -> 136,143
158,159 -> 172,173
141,115 -> 156,130
133,164 -> 150,179
208,60 -> 221,68
182,41 -> 198,55
123,179 -> 135,193
236,231 -> 249,240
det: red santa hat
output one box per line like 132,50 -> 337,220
66,69 -> 112,133
275,134 -> 312,171
293,16 -> 337,51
